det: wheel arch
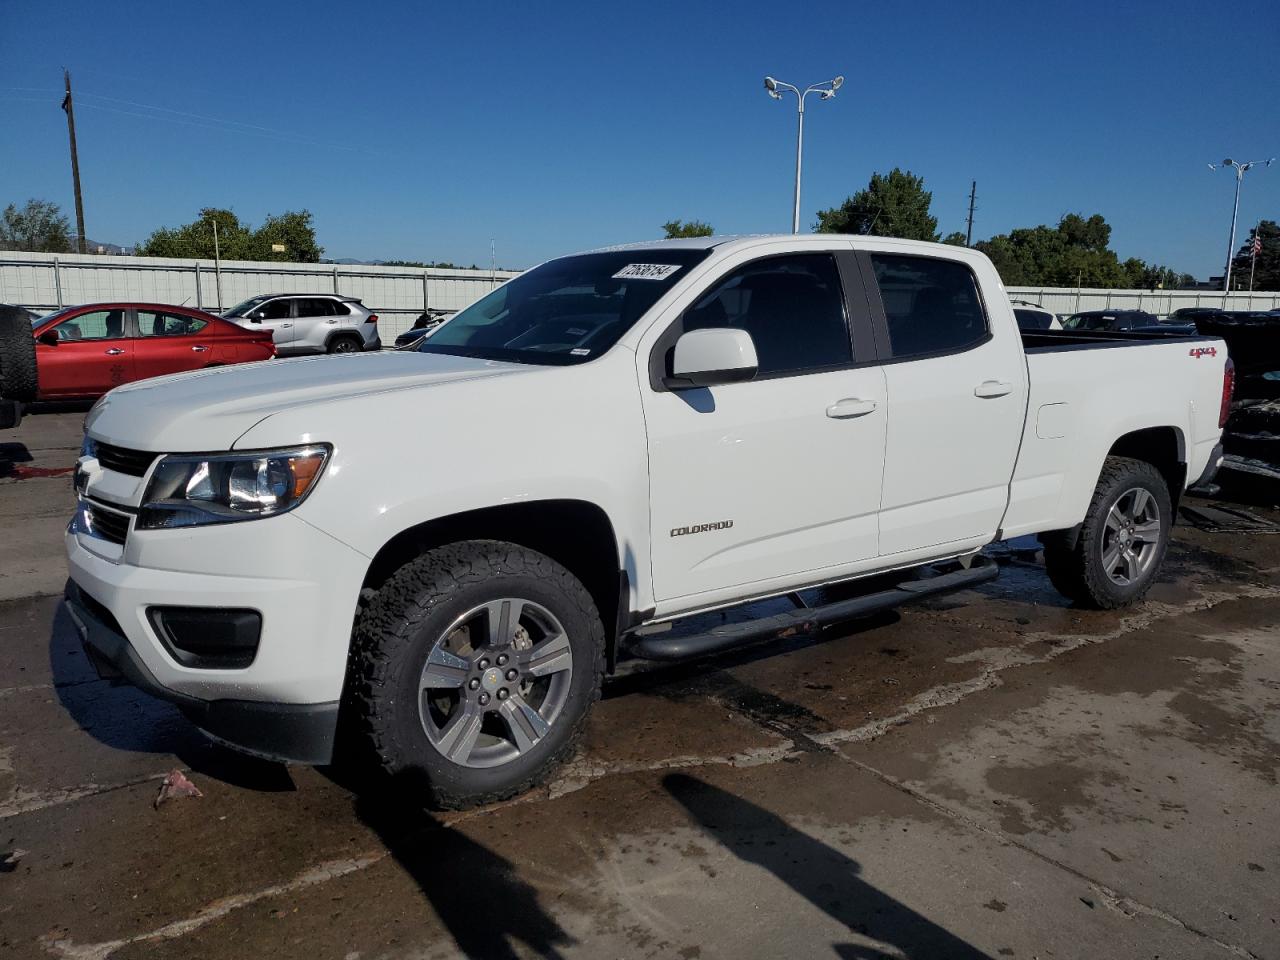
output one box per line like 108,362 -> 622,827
360,499 -> 626,666
1106,425 -> 1187,512
324,330 -> 364,351
1044,425 -> 1187,551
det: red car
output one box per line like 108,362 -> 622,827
31,303 -> 276,399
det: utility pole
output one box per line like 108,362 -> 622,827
61,69 -> 87,254
965,180 -> 977,246
212,220 -> 223,312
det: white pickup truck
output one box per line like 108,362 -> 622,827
64,235 -> 1232,807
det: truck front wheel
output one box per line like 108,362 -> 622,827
1042,456 -> 1172,609
347,540 -> 605,809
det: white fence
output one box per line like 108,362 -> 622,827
1006,285 -> 1280,315
4,251 -> 1277,344
0,251 -> 519,342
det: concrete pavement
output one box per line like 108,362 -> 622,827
1,409 -> 1277,959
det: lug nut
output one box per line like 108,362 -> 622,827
505,668 -> 518,681
478,658 -> 490,670
468,678 -> 480,690
497,688 -> 509,701
496,654 -> 508,666
478,692 -> 490,706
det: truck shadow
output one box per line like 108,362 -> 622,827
47,596 -> 296,792
354,768 -> 573,960
663,773 -> 993,960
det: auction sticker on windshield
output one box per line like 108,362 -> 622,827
613,263 -> 682,280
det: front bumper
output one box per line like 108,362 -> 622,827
65,581 -> 338,763
63,503 -> 369,764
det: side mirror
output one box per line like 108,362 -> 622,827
248,311 -> 263,323
37,329 -> 59,346
667,328 -> 758,389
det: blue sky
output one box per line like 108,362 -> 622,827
3,0 -> 1278,277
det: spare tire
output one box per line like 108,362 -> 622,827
0,306 -> 39,402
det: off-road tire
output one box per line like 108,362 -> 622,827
1042,456 -> 1172,609
346,540 -> 605,809
0,307 -> 38,402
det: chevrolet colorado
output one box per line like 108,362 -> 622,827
63,235 -> 1232,807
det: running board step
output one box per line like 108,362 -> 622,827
626,557 -> 999,662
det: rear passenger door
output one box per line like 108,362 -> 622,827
864,252 -> 1027,557
133,310 -> 215,380
642,246 -> 888,605
293,298 -> 338,352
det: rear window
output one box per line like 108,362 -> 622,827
1013,308 -> 1053,331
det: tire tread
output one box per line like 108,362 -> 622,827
346,540 -> 604,810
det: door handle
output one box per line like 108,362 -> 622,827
191,345 -> 209,352
826,398 -> 878,419
104,347 -> 124,356
282,323 -> 292,328
326,319 -> 338,324
974,380 -> 1013,399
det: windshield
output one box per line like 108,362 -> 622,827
223,296 -> 270,318
418,249 -> 711,365
33,307 -> 73,328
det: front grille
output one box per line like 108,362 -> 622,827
86,503 -> 131,544
95,442 -> 158,477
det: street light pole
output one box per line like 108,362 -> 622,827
764,75 -> 844,234
1209,158 -> 1273,292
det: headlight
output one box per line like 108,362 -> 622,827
138,445 -> 330,529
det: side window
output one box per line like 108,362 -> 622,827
297,298 -> 334,317
330,300 -> 351,316
138,311 -> 209,336
682,254 -> 851,376
870,255 -> 988,358
261,299 -> 292,320
52,309 -> 126,341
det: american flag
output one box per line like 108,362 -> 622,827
1252,236 -> 1263,255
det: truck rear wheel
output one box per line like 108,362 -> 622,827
347,540 -> 605,809
1042,456 -> 1172,609
0,307 -> 39,402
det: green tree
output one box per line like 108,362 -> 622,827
250,210 -> 324,262
975,213 -> 1188,289
1230,219 -> 1280,291
941,231 -> 968,246
815,168 -> 939,241
662,219 -> 714,238
138,207 -> 323,261
0,199 -> 72,252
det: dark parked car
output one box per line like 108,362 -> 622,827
393,309 -> 452,348
1061,309 -> 1160,332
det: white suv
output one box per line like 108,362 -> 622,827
224,294 -> 381,355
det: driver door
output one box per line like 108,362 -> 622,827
36,308 -> 135,397
639,245 -> 887,609
251,298 -> 296,353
